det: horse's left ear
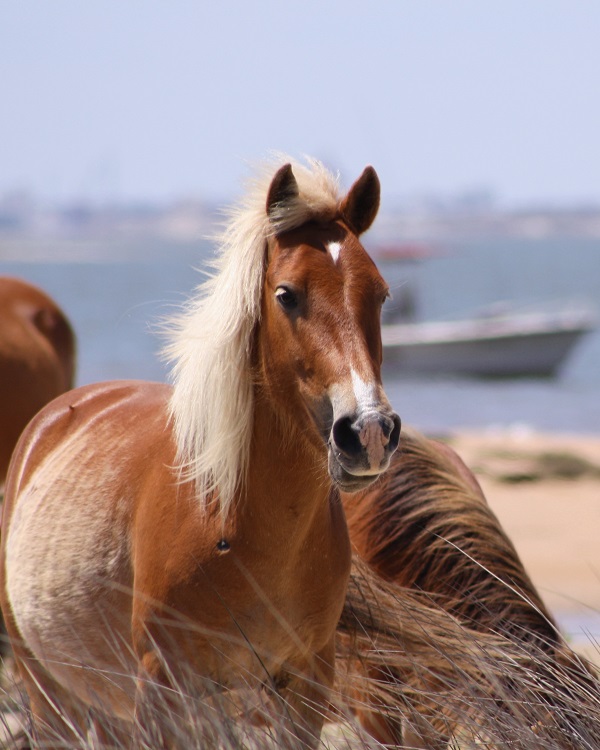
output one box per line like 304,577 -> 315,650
340,166 -> 380,235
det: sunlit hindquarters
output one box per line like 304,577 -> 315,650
0,276 -> 76,487
0,156 -> 399,748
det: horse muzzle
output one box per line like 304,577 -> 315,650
327,409 -> 401,491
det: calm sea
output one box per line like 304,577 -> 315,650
2,234 -> 600,435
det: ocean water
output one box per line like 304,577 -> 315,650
2,234 -> 600,435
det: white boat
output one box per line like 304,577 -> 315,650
382,307 -> 596,377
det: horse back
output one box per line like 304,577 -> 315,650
3,379 -> 173,516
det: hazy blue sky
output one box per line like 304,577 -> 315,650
2,2 -> 599,209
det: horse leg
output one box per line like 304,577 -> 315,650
132,650 -> 177,750
274,639 -> 336,750
132,648 -> 224,750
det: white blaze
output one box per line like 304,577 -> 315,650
351,368 -> 387,470
351,368 -> 378,412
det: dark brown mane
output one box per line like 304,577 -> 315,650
342,426 -> 600,748
346,427 -> 558,647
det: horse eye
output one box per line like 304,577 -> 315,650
275,286 -> 298,311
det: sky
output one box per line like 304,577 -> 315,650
1,1 -> 600,210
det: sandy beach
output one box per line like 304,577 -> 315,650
446,428 -> 600,660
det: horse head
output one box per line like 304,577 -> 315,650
259,163 -> 401,491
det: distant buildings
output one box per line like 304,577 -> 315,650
2,190 -> 600,255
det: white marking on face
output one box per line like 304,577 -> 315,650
328,241 -> 342,264
341,368 -> 388,473
351,368 -> 378,412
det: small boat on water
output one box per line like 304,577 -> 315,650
382,306 -> 596,377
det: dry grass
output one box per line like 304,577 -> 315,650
1,564 -> 600,749
338,559 -> 600,749
2,429 -> 599,747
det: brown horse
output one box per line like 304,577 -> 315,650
0,276 -> 75,486
341,427 -> 599,749
0,158 -> 400,748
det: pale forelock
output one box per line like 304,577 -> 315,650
163,155 -> 341,519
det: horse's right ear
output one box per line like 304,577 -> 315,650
266,164 -> 299,219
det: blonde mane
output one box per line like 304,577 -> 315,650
164,156 -> 341,517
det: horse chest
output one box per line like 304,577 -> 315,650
177,570 -> 342,692
172,539 -> 346,631
138,508 -> 349,687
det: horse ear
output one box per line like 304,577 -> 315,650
340,166 -> 380,235
266,163 -> 299,218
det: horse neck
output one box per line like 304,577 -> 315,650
242,386 -> 334,533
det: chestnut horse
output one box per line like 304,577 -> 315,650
0,159 -> 400,748
0,276 -> 75,486
342,427 -> 599,749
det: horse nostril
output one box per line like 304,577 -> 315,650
380,415 -> 394,441
388,414 -> 401,452
369,413 -> 401,446
332,416 -> 362,459
332,412 -> 401,461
